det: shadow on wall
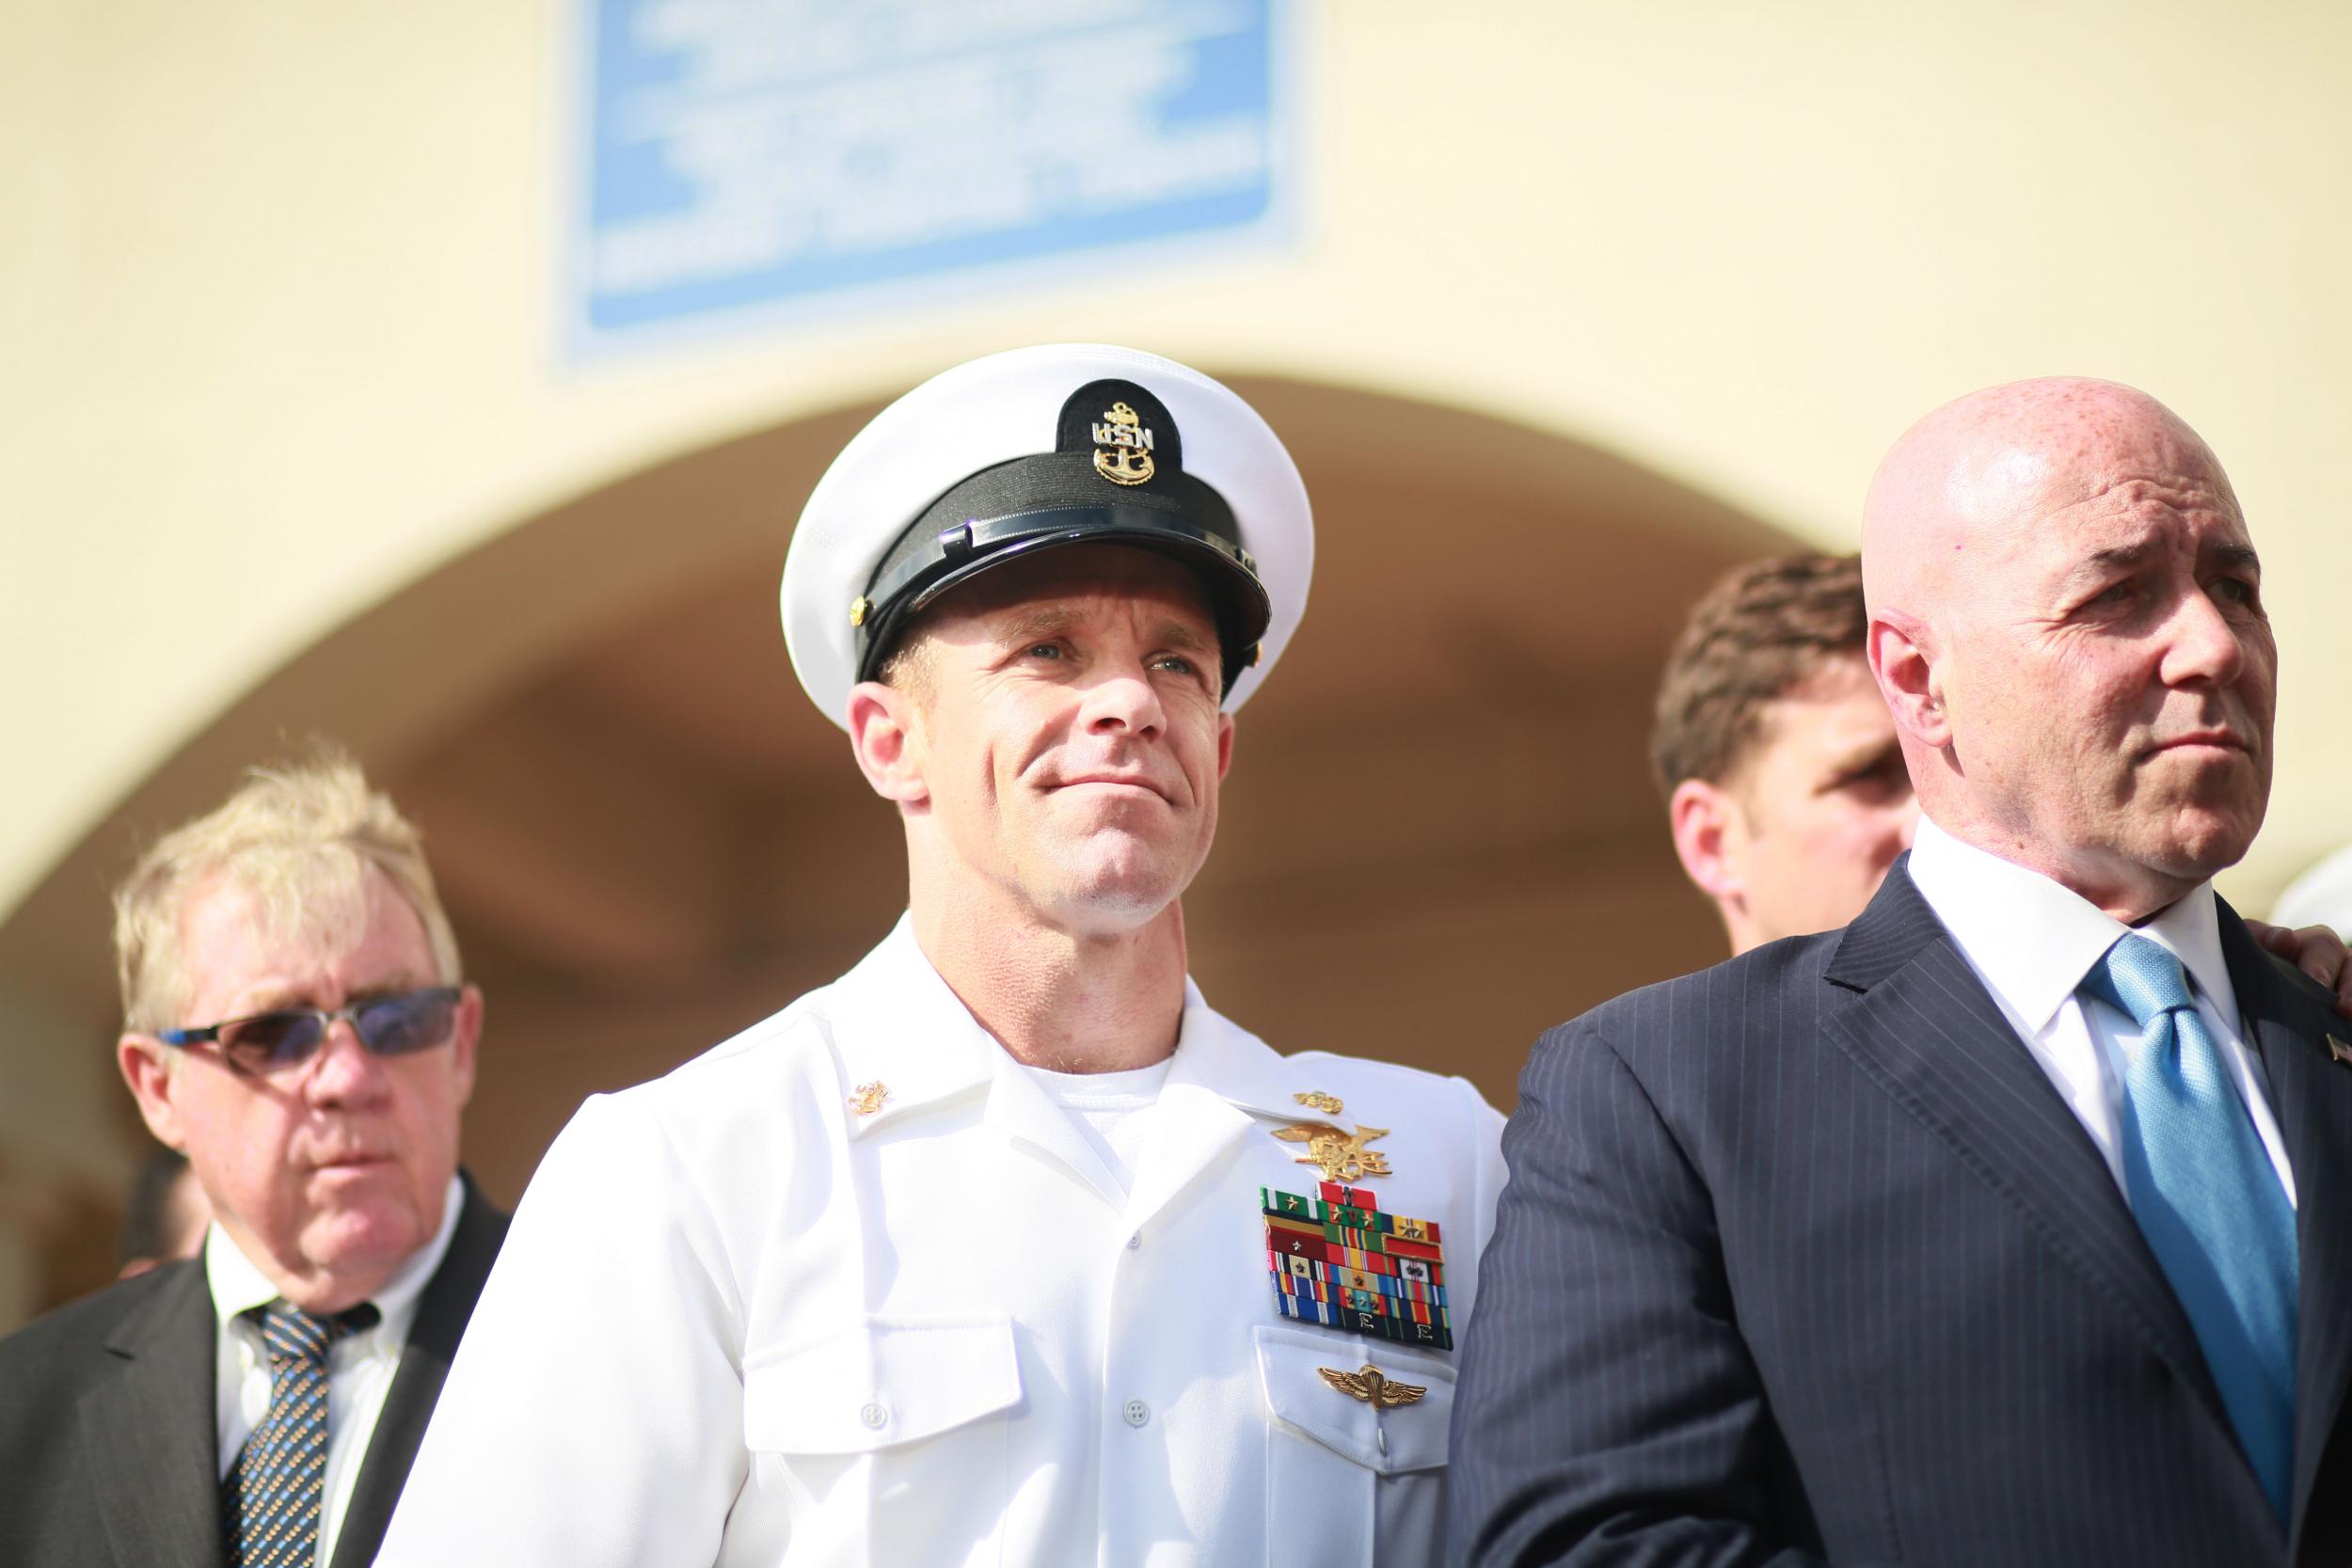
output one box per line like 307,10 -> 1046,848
0,376 -> 1793,1320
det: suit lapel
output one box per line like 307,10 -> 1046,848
2218,904 -> 2352,1539
82,1259 -> 225,1568
329,1179 -> 510,1568
1822,864 -> 2232,1431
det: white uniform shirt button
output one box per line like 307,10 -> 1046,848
860,1402 -> 889,1430
1123,1399 -> 1151,1428
1126,1232 -> 1142,1250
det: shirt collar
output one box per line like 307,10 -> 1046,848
829,915 -> 1004,1135
2137,866 -> 2239,1025
831,913 -> 1314,1135
204,1172 -> 465,1350
1162,974 -> 1320,1123
1907,813 -> 2233,1030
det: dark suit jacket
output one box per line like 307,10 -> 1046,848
1449,863 -> 2352,1568
0,1174 -> 506,1568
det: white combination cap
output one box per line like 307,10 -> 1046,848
781,343 -> 1312,730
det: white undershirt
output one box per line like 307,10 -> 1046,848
207,1174 -> 465,1567
1906,815 -> 2296,1207
1022,1055 -> 1175,1196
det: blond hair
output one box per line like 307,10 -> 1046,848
112,745 -> 461,1034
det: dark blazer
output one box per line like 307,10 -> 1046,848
0,1174 -> 506,1568
1449,863 -> 2352,1568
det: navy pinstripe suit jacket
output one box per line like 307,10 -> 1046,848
1449,862 -> 2352,1568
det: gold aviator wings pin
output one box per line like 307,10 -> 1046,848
1317,1364 -> 1426,1408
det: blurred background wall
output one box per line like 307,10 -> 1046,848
5,0 -> 2347,1330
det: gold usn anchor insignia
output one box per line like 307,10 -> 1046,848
1090,402 -> 1155,486
1272,1119 -> 1392,1182
847,1082 -> 889,1116
1318,1364 -> 1426,1408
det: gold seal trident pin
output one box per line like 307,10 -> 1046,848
1272,1121 -> 1392,1182
1318,1364 -> 1426,1408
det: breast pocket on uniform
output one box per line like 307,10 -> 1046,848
741,1312 -> 1023,1561
1254,1323 -> 1455,1568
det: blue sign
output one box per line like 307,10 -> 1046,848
571,0 -> 1293,348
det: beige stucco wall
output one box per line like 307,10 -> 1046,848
8,0 -> 2347,919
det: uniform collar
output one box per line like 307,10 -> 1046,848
830,916 -> 1321,1132
1161,975 -> 1319,1123
827,915 -> 1001,1135
829,917 -> 1369,1222
1908,813 -> 2236,1032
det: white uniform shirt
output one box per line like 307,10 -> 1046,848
208,1173 -> 464,1567
1906,815 -> 2295,1206
381,919 -> 1505,1566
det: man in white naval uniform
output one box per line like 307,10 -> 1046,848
381,344 -> 1508,1566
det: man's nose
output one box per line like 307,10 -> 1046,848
304,1018 -> 390,1105
2160,584 -> 2249,688
1083,661 -> 1167,736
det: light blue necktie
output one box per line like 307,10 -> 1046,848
2081,932 -> 2298,1519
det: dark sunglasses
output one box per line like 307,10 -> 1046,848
158,986 -> 462,1075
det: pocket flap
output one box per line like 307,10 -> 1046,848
743,1312 -> 1021,1454
1254,1323 -> 1454,1475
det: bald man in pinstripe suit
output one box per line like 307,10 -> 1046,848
1450,380 -> 2352,1567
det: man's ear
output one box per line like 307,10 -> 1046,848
1867,612 -> 1950,750
1216,712 -> 1235,782
1668,778 -> 1747,903
847,679 -> 930,806
118,1034 -> 188,1151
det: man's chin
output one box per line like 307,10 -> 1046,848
298,1189 -> 431,1271
2139,808 -> 2265,885
1036,864 -> 1190,933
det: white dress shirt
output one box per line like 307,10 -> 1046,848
381,917 -> 1506,1567
208,1173 -> 464,1567
1906,814 -> 2296,1207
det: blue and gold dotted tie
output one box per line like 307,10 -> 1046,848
221,1299 -> 379,1568
2081,932 -> 2298,1519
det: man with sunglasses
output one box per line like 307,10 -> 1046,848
0,750 -> 505,1568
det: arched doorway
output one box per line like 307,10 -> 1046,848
0,376 -> 1795,1320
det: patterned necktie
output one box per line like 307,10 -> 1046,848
221,1299 -> 380,1568
2081,932 -> 2298,1519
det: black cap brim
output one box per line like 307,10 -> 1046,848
856,499 -> 1269,693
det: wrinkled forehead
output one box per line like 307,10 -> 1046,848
1866,381 -> 2250,628
1962,385 -> 2238,530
